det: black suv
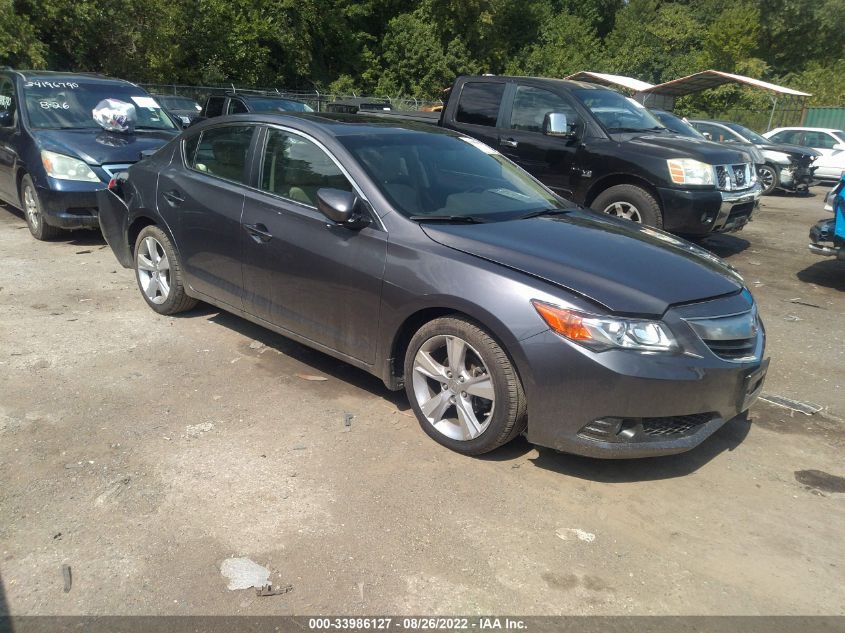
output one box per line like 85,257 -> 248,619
198,92 -> 313,122
0,69 -> 179,239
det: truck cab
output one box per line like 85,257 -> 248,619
439,76 -> 762,236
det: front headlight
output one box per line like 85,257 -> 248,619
532,300 -> 678,353
41,150 -> 100,182
667,158 -> 714,186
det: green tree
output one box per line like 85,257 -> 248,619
0,0 -> 47,68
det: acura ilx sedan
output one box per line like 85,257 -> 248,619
98,114 -> 768,458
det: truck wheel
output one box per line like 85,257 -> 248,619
404,316 -> 527,455
20,175 -> 61,241
592,184 -> 663,228
134,225 -> 197,315
757,164 -> 778,195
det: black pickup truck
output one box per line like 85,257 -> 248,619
378,75 -> 762,236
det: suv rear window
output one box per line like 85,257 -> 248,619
456,82 -> 504,127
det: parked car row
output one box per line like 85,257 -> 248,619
0,69 -> 785,460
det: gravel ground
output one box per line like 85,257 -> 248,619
0,186 -> 843,616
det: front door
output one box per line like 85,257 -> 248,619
240,127 -> 387,363
498,85 -> 583,198
159,123 -> 256,309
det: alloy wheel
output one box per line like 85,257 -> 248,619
603,201 -> 643,222
411,334 -> 495,441
23,185 -> 40,231
136,236 -> 171,304
758,166 -> 776,192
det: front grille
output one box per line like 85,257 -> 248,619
102,163 -> 133,179
715,163 -> 753,191
641,414 -> 713,437
702,337 -> 757,360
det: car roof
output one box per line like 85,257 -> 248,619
10,69 -> 137,87
767,127 -> 842,133
190,112 -> 459,139
224,92 -> 307,104
461,74 -> 606,92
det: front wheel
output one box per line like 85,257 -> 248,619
592,184 -> 663,228
20,175 -> 61,241
404,317 -> 527,455
757,164 -> 779,195
134,225 -> 197,315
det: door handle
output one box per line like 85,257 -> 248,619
244,222 -> 273,243
162,189 -> 185,206
500,138 -> 518,148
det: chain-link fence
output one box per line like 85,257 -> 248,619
139,83 -> 443,113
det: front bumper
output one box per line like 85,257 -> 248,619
808,218 -> 844,260
778,166 -> 815,191
518,292 -> 768,458
657,184 -> 761,236
37,178 -> 105,229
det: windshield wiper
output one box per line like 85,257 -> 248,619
409,215 -> 486,224
519,208 -> 573,219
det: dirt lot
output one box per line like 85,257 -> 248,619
1,187 -> 844,616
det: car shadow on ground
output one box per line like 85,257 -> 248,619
797,260 -> 845,291
194,306 -> 412,412
694,233 -> 750,258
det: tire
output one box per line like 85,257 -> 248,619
758,164 -> 779,195
20,175 -> 61,241
404,316 -> 527,455
133,225 -> 197,315
592,184 -> 663,228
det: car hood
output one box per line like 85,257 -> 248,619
32,128 -> 179,165
756,142 -> 821,159
623,134 -> 752,164
421,210 -> 743,316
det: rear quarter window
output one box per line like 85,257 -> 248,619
204,96 -> 225,117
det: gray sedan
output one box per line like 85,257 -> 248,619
98,114 -> 768,458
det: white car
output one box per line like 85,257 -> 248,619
764,127 -> 845,181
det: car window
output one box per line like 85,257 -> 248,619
509,85 -> 580,133
770,130 -> 803,144
187,125 -> 253,184
695,123 -> 732,143
0,78 -> 16,127
803,131 -> 838,149
456,82 -> 505,127
204,96 -> 225,117
227,99 -> 248,115
260,128 -> 353,206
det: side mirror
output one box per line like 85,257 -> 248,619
543,112 -> 575,138
702,132 -> 713,141
833,143 -> 845,151
316,188 -> 370,229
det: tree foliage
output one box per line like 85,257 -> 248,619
2,0 -> 843,109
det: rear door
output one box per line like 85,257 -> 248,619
0,77 -> 19,201
158,123 -> 257,309
240,126 -> 387,363
498,84 -> 584,197
445,80 -> 506,149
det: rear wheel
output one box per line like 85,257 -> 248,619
592,184 -> 663,228
134,225 -> 197,315
404,316 -> 526,455
20,175 -> 61,241
758,164 -> 778,195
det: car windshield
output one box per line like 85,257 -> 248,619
339,132 -> 570,221
725,123 -> 769,145
158,96 -> 200,111
574,88 -> 664,133
247,97 -> 314,113
652,111 -> 704,139
21,79 -> 177,131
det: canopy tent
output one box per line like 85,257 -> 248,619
638,70 -> 811,130
564,71 -> 655,93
